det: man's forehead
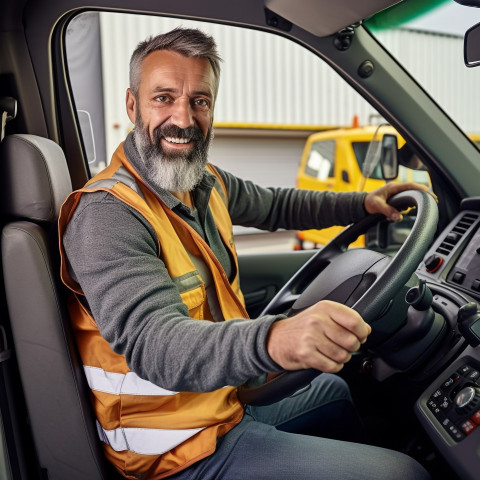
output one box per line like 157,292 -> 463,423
140,50 -> 215,93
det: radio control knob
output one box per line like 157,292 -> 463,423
455,387 -> 476,409
425,254 -> 443,273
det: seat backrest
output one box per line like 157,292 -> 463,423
0,134 -> 116,480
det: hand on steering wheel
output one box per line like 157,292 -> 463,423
266,300 -> 371,373
237,189 -> 438,406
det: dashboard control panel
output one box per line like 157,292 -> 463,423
425,362 -> 480,441
417,209 -> 480,300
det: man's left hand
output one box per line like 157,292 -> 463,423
364,182 -> 437,222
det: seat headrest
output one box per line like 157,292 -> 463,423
0,134 -> 73,222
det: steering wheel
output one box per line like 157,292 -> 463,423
237,190 -> 438,406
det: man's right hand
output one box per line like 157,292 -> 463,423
266,300 -> 371,373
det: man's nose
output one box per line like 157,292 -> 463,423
170,97 -> 194,129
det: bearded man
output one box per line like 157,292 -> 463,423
59,27 -> 431,480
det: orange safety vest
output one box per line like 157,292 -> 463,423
58,142 -> 247,479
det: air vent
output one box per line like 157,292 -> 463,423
436,213 -> 479,256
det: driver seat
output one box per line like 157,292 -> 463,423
0,134 -> 120,479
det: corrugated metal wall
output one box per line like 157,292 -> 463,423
98,12 -> 480,162
99,12 -> 377,159
376,28 -> 480,133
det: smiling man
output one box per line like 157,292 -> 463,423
59,27 -> 431,480
128,48 -> 215,200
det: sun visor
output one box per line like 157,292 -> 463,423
265,0 -> 403,36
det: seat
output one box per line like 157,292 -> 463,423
0,134 -> 118,479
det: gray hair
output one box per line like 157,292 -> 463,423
129,27 -> 222,99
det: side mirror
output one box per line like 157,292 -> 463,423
380,134 -> 399,180
464,21 -> 480,67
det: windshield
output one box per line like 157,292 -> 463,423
366,0 -> 480,150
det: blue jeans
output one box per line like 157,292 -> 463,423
170,374 -> 430,480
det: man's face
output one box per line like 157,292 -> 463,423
126,50 -> 216,192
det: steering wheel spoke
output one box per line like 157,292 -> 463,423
260,292 -> 300,316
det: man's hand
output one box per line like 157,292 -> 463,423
364,182 -> 437,222
266,300 -> 371,373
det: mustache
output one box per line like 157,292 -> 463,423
152,124 -> 205,144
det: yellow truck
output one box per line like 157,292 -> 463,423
295,124 -> 431,248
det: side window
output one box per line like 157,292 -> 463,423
410,168 -> 431,188
64,12 -> 385,252
305,141 -> 335,180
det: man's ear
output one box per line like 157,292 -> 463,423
126,88 -> 136,124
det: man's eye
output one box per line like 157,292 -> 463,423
194,98 -> 209,108
155,95 -> 170,103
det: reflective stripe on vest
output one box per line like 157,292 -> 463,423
86,366 -> 207,454
84,365 -> 178,396
95,420 -> 204,456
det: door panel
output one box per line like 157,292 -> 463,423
238,249 -> 316,317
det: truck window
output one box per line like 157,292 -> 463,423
305,140 -> 335,179
64,12 -> 386,253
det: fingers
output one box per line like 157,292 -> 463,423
364,181 -> 438,220
266,300 -> 371,373
317,300 -> 371,343
383,181 -> 427,196
384,181 -> 438,203
384,206 -> 403,222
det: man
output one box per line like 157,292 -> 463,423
59,27 -> 431,480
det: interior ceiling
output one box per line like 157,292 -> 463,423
265,0 -> 404,36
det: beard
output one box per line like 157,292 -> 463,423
133,117 -> 212,193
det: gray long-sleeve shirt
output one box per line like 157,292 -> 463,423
63,133 -> 368,393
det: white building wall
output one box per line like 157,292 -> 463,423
99,12 -> 378,160
376,28 -> 480,133
98,12 -> 480,168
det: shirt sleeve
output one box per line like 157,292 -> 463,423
214,165 -> 368,231
62,190 -> 282,393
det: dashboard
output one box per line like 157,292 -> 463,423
414,198 -> 480,480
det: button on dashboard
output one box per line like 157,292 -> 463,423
427,399 -> 441,416
447,423 -> 465,441
438,396 -> 451,410
425,254 -> 443,273
442,373 -> 461,391
452,272 -> 465,284
460,419 -> 477,435
467,370 -> 480,382
432,389 -> 443,399
471,410 -> 480,425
